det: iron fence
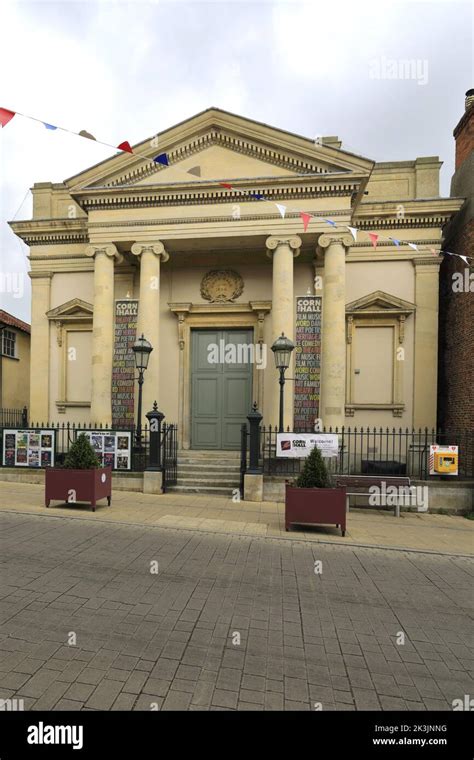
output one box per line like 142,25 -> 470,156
0,407 -> 27,427
241,426 -> 474,481
0,420 -> 178,489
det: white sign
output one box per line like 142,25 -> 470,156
429,444 -> 458,476
2,429 -> 55,468
82,430 -> 132,470
276,433 -> 339,458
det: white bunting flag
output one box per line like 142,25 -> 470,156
347,226 -> 358,241
275,203 -> 287,218
408,243 -> 418,251
459,255 -> 470,265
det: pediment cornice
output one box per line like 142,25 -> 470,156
346,290 -> 416,315
46,298 -> 93,320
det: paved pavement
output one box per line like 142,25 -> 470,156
1,481 -> 473,555
1,511 -> 473,711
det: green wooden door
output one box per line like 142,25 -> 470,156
191,329 -> 253,449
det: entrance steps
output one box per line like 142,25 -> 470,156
166,449 -> 241,496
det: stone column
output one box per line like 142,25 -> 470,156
266,235 -> 301,428
131,242 -> 169,416
318,233 -> 352,430
85,244 -> 122,425
29,272 -> 52,422
413,258 -> 441,428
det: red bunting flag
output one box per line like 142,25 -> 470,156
220,182 -> 233,190
368,233 -> 379,248
117,141 -> 133,153
300,212 -> 312,232
0,108 -> 15,128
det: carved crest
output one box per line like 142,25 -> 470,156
200,270 -> 244,303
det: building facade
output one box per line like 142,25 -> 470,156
438,90 -> 473,432
11,108 -> 463,449
0,310 -> 31,412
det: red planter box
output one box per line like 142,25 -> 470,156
45,467 -> 112,512
285,483 -> 346,536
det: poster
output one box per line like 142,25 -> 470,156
2,429 -> 55,468
294,296 -> 322,432
112,299 -> 138,428
82,430 -> 132,470
277,433 -> 339,458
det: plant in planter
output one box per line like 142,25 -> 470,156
45,433 -> 112,512
285,444 -> 346,535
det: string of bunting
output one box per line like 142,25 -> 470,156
1,106 -> 471,264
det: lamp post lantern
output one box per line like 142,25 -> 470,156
132,334 -> 153,447
271,332 -> 295,433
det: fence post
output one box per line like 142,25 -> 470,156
144,401 -> 165,494
21,406 -> 28,427
243,403 -> 263,502
247,402 -> 262,474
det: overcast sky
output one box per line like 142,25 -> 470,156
1,0 -> 472,322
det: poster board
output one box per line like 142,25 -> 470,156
2,429 -> 55,467
294,296 -> 322,432
81,430 -> 132,470
277,433 -> 339,459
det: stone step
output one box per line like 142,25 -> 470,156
178,450 -> 240,459
166,485 -> 239,496
177,470 -> 240,482
176,475 -> 240,487
178,463 -> 241,474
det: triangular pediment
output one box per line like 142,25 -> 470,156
65,107 -> 374,193
46,298 -> 93,321
346,291 -> 416,314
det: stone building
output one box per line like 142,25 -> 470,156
10,108 -> 463,450
0,310 -> 30,413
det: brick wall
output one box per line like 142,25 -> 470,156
437,96 -> 473,434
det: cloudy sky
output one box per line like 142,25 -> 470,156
1,0 -> 472,322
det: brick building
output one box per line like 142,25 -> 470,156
438,90 -> 474,431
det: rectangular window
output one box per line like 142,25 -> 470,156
2,330 -> 16,358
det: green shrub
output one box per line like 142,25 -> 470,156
296,445 -> 331,489
63,433 -> 100,469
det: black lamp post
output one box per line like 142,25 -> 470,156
132,334 -> 153,447
271,333 -> 295,433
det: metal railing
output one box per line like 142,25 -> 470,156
0,406 -> 28,427
240,425 -> 474,481
0,420 -> 179,488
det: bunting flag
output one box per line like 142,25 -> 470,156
117,141 -> 133,153
153,152 -> 169,166
1,104 -> 472,264
0,107 -> 15,127
368,232 -> 379,248
300,212 -> 312,232
79,129 -> 96,140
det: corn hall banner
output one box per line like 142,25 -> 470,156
112,300 -> 138,429
294,296 -> 322,432
277,433 -> 339,458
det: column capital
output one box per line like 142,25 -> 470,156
131,241 -> 170,263
85,243 -> 123,264
265,235 -> 302,257
318,232 -> 353,250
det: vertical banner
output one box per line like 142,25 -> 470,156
294,296 -> 322,432
112,300 -> 138,429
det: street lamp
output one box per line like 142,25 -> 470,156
132,334 -> 153,447
271,332 -> 295,433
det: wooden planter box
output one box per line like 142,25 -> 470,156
285,483 -> 347,536
45,467 -> 112,512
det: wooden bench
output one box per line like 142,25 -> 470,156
333,475 -> 413,517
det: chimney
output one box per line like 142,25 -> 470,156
454,88 -> 474,170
